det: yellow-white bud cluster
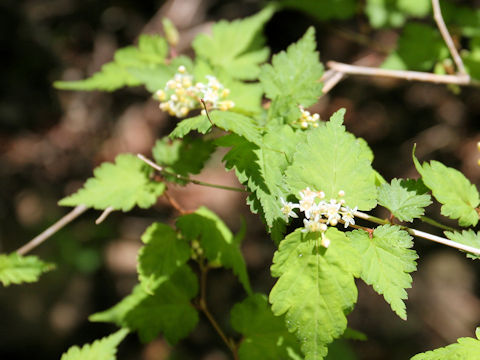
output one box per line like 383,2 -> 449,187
280,188 -> 357,248
295,106 -> 321,129
155,66 -> 234,118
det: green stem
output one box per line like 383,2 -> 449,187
138,154 -> 248,193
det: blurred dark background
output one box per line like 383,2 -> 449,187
1,0 -> 480,359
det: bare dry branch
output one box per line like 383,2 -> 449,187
17,205 -> 88,255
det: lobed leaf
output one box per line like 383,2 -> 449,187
55,35 -> 168,92
260,27 -> 323,108
230,293 -> 301,359
217,126 -> 305,240
347,225 -> 418,320
90,265 -> 198,344
0,253 -> 54,287
377,178 -> 432,222
411,328 -> 480,359
413,150 -> 480,226
444,230 -> 480,260
193,6 -> 274,80
176,207 -> 251,293
270,228 -> 358,360
137,222 -> 191,292
286,109 -> 377,211
59,154 -> 165,212
170,111 -> 262,145
60,329 -> 128,360
60,329 -> 129,360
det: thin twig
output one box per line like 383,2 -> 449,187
198,262 -> 238,359
95,206 -> 115,224
137,154 -> 248,193
16,205 -> 88,255
163,190 -> 187,214
200,98 -> 214,126
431,0 -> 468,77
321,69 -> 345,94
354,210 -> 480,256
327,61 -> 472,85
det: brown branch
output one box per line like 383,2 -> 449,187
163,190 -> 187,215
16,205 -> 88,255
431,0 -> 468,77
197,262 -> 238,359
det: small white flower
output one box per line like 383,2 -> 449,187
280,197 -> 299,221
341,206 -> 357,228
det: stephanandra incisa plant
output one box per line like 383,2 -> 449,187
4,1 -> 480,359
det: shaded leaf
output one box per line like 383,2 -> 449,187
176,207 -> 251,293
231,293 -> 301,359
90,265 -> 198,344
137,223 -> 191,292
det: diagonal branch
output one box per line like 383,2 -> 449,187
431,0 -> 468,77
16,205 -> 88,255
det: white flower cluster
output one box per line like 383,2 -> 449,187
280,188 -> 357,248
294,106 -> 321,129
155,66 -> 234,118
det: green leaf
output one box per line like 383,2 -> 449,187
60,329 -> 128,360
137,223 -> 191,292
217,126 -> 304,239
444,230 -> 480,260
413,149 -> 480,226
127,56 -> 193,93
378,178 -> 432,222
365,0 -> 431,28
90,265 -> 198,344
193,6 -> 274,80
176,207 -> 251,293
231,293 -> 301,360
152,136 -> 216,184
270,228 -> 358,360
281,0 -> 356,20
170,111 -> 262,145
59,154 -> 165,211
260,27 -> 323,107
286,109 -> 377,211
55,35 -> 168,91
411,328 -> 480,360
347,225 -> 418,320
382,23 -> 447,71
0,253 -> 54,286
400,178 -> 430,195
